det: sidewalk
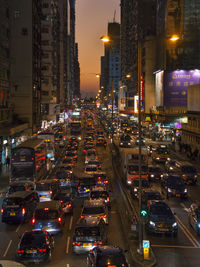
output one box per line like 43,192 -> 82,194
0,165 -> 10,193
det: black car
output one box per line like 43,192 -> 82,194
1,191 -> 39,224
141,190 -> 163,208
148,165 -> 163,181
146,201 -> 178,236
53,191 -> 73,214
16,230 -> 54,264
87,245 -> 129,267
119,135 -> 131,148
161,174 -> 188,199
165,158 -> 176,173
6,181 -> 36,196
130,179 -> 150,198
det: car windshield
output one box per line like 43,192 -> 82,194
86,167 -> 97,172
54,195 -> 71,202
75,227 -> 100,236
83,206 -> 105,215
8,185 -> 26,194
133,179 -> 149,187
79,178 -> 95,186
87,151 -> 96,156
182,166 -> 196,173
36,183 -> 51,191
97,253 -> 128,266
88,161 -> 99,165
121,135 -> 130,141
168,176 -> 184,186
146,192 -> 162,200
3,197 -> 23,206
149,167 -> 161,172
156,148 -> 168,154
66,152 -> 76,156
63,159 -> 72,163
21,232 -> 45,246
150,204 -> 172,217
91,191 -> 108,199
35,209 -> 58,220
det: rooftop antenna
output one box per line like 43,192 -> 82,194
113,10 -> 116,22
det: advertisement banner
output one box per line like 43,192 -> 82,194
164,70 -> 200,107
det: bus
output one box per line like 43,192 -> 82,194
10,138 -> 47,183
37,132 -> 55,161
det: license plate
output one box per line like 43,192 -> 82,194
176,194 -> 180,197
85,189 -> 90,192
40,196 -> 46,198
83,243 -> 91,247
26,250 -> 37,254
10,212 -> 15,216
60,179 -> 65,182
43,226 -> 50,229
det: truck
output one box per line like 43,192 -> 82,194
120,147 -> 149,186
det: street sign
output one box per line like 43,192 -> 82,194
143,240 -> 150,260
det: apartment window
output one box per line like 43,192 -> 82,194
22,28 -> 28,36
14,10 -> 20,18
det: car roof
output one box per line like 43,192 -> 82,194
76,217 -> 102,227
36,200 -> 60,210
5,191 -> 34,199
83,199 -> 105,207
96,245 -> 123,254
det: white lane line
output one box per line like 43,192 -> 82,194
180,202 -> 190,212
175,215 -> 200,248
3,240 -> 12,257
69,216 -> 73,231
16,224 -> 21,233
66,236 -> 70,254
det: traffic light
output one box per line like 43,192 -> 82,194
140,208 -> 148,218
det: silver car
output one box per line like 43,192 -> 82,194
81,200 -> 108,224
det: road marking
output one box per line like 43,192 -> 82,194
69,216 -> 73,230
66,236 -> 70,254
16,224 -> 22,233
180,202 -> 190,212
3,240 -> 12,257
175,215 -> 200,248
151,244 -> 198,248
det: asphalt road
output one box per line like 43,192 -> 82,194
0,134 -> 131,266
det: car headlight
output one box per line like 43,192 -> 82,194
151,174 -> 154,178
127,181 -> 132,184
172,222 -> 177,228
170,167 -> 173,170
168,188 -> 172,193
156,157 -> 160,160
195,175 -> 198,178
149,221 -> 155,227
184,188 -> 188,193
128,143 -> 131,145
120,143 -> 123,145
134,188 -> 138,192
197,223 -> 200,228
161,174 -> 163,177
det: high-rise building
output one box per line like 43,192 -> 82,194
74,43 -> 80,99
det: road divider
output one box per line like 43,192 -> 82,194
66,236 -> 70,254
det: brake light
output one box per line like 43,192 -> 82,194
18,250 -> 24,254
72,242 -> 81,246
81,215 -> 84,218
60,200 -> 63,203
66,203 -> 72,208
49,190 -> 52,194
100,214 -> 107,218
58,217 -> 62,222
32,218 -> 35,224
39,248 -> 47,252
93,241 -> 103,245
107,197 -> 110,202
1,208 -> 4,214
104,180 -> 108,184
44,208 -> 49,211
22,208 -> 26,215
89,197 -> 92,200
78,187 -> 80,190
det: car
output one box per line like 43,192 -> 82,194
135,137 -> 146,146
85,149 -> 98,164
141,190 -> 163,208
165,158 -> 176,172
16,230 -> 54,264
87,159 -> 101,170
83,144 -> 95,153
55,170 -> 72,187
6,181 -> 36,196
53,191 -> 73,214
93,172 -> 109,187
72,217 -> 107,254
87,245 -> 129,267
81,200 -> 109,224
188,203 -> 200,235
61,158 -> 74,167
76,176 -> 96,197
130,178 -> 150,198
120,134 -> 132,148
96,137 -> 106,147
69,136 -> 80,143
174,161 -> 198,185
146,201 -> 178,236
148,165 -> 163,181
1,191 -> 39,224
65,151 -> 78,162
32,200 -> 65,235
36,179 -> 61,202
161,174 -> 188,199
85,165 -> 99,176
89,187 -> 110,208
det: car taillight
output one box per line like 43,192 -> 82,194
107,197 -> 110,202
81,215 -> 84,218
39,248 -> 47,252
22,208 -> 26,215
60,200 -> 63,203
58,217 -> 62,222
66,203 -> 72,208
78,187 -> 80,190
100,214 -> 107,218
89,197 -> 92,200
32,218 -> 35,224
104,180 -> 108,184
93,241 -> 103,245
49,190 -> 52,194
1,208 -> 4,214
72,242 -> 81,246
18,250 -> 24,254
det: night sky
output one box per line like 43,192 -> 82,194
76,0 -> 120,97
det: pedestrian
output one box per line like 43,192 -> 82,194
6,156 -> 10,168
